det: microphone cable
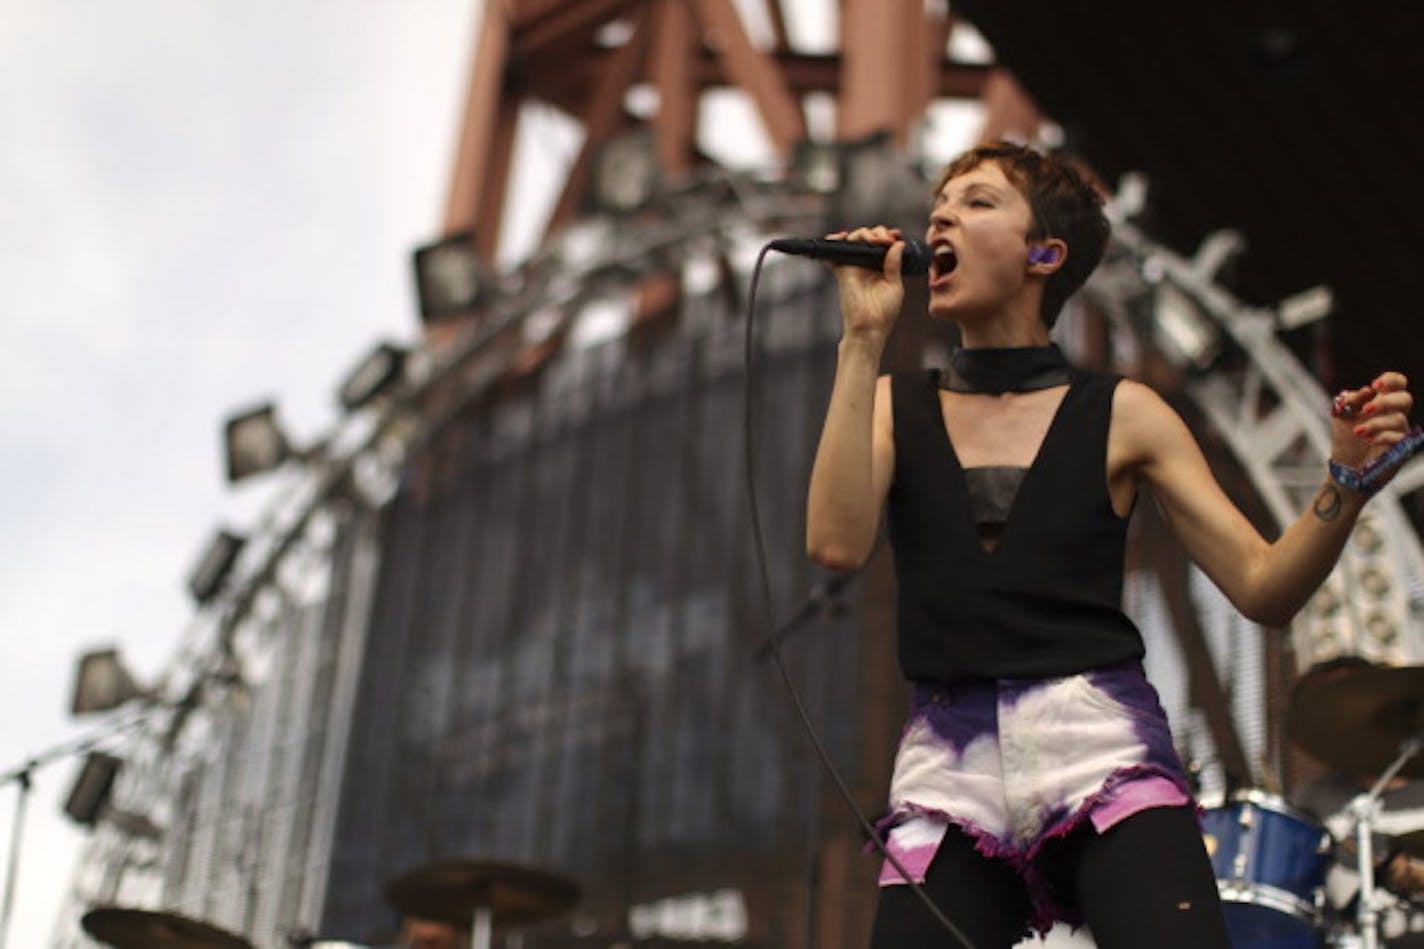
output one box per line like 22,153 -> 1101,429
741,243 -> 980,949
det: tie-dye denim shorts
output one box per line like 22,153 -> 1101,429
876,660 -> 1193,933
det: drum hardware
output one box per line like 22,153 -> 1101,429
383,858 -> 580,949
1200,789 -> 1333,946
80,906 -> 255,948
1344,736 -> 1423,949
1287,662 -> 1424,949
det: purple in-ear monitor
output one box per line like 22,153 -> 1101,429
1029,246 -> 1058,265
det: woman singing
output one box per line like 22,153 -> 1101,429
806,142 -> 1415,948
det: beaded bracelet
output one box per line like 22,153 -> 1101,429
1328,425 -> 1424,497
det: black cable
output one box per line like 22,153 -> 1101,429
741,243 -> 979,949
751,569 -> 856,661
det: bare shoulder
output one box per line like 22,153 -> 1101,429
1109,377 -> 1199,476
1112,378 -> 1187,438
1112,377 -> 1170,416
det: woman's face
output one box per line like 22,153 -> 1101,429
925,160 -> 1041,324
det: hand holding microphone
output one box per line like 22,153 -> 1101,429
769,233 -> 933,274
779,225 -> 921,346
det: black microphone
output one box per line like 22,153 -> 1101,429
769,237 -> 933,275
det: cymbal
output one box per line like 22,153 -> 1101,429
383,858 -> 580,929
1287,663 -> 1424,778
1396,830 -> 1424,860
80,906 -> 254,949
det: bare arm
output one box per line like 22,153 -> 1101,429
806,227 -> 906,570
1114,374 -> 1414,627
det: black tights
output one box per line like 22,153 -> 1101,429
868,806 -> 1230,949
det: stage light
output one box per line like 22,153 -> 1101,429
70,649 -> 153,715
789,138 -> 843,194
1360,566 -> 1391,597
1365,611 -> 1398,647
1277,285 -> 1333,331
1152,282 -> 1221,371
62,751 -> 122,826
223,402 -> 291,483
590,129 -> 660,214
187,529 -> 246,605
337,341 -> 407,411
412,231 -> 491,322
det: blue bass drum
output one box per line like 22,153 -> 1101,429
1200,790 -> 1332,948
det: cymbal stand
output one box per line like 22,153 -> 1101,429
473,904 -> 491,949
0,709 -> 151,949
1349,735 -> 1424,949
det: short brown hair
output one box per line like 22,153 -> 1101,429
937,142 -> 1110,328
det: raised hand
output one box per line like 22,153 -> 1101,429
828,225 -> 908,346
1330,371 -> 1415,471
1326,371 -> 1424,498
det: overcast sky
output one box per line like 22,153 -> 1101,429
0,2 -> 477,943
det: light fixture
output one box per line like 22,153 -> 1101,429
223,402 -> 290,483
187,529 -> 246,605
412,231 -> 490,322
589,128 -> 660,214
1276,285 -> 1333,331
1151,282 -> 1222,371
337,341 -> 407,410
62,751 -> 122,826
70,649 -> 153,715
789,138 -> 843,194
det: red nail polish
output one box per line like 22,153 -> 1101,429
1354,425 -> 1368,437
1365,403 -> 1378,414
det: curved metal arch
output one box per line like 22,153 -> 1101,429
1087,199 -> 1424,671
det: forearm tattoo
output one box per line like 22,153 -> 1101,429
1313,483 -> 1343,521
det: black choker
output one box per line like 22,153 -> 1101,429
941,345 -> 1073,393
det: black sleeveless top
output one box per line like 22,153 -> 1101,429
886,368 -> 1145,684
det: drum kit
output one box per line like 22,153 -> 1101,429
1202,663 -> 1424,949
79,858 -> 579,949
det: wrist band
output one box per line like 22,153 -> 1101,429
1329,425 -> 1424,497
1328,458 -> 1368,496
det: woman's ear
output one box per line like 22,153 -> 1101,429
1028,239 -> 1068,274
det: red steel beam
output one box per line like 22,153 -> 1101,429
839,0 -> 934,143
650,0 -> 699,175
691,0 -> 805,156
443,0 -> 514,240
511,0 -> 636,59
543,4 -> 654,234
763,0 -> 790,50
520,34 -> 993,117
977,67 -> 1044,144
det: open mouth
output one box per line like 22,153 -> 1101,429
931,245 -> 958,281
